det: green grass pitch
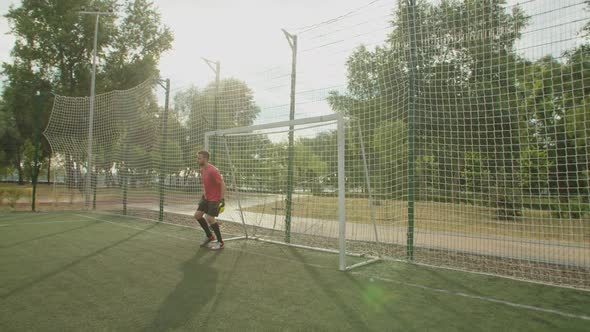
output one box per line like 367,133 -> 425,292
0,212 -> 588,331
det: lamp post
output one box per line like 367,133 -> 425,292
282,29 -> 297,243
79,7 -> 116,209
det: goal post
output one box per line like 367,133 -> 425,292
204,113 -> 378,271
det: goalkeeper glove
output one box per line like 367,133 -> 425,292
219,198 -> 225,214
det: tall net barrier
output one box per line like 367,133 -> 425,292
410,0 -> 589,287
282,0 -> 589,287
44,78 -> 160,211
42,0 -> 589,288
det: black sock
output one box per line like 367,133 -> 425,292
197,217 -> 212,238
210,222 -> 222,243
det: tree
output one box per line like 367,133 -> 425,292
1,63 -> 52,183
201,78 -> 261,130
2,0 -> 173,186
372,120 -> 408,197
176,79 -> 261,177
0,98 -> 21,177
518,145 -> 553,195
293,143 -> 328,193
518,47 -> 590,217
172,85 -> 203,175
329,0 -> 529,215
160,111 -> 187,183
103,0 -> 173,89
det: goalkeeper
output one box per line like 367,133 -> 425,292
194,150 -> 226,250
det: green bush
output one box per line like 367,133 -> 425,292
5,188 -> 26,208
551,200 -> 589,219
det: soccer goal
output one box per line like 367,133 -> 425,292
204,113 -> 379,271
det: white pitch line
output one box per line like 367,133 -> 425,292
351,272 -> 590,322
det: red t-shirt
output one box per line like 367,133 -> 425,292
200,164 -> 223,201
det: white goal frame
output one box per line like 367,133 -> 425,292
204,113 -> 379,271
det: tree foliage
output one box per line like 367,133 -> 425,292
1,0 -> 173,184
327,0 -> 590,218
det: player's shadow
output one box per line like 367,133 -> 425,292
144,251 -> 219,331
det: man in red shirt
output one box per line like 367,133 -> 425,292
194,151 -> 225,250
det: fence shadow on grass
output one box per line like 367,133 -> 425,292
0,220 -> 100,250
0,222 -> 157,300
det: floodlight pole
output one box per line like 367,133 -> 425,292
282,29 -> 297,243
202,58 -> 220,164
79,9 -> 116,210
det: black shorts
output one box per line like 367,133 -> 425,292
198,199 -> 221,217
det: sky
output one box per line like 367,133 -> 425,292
1,0 -> 588,125
1,0 -> 388,123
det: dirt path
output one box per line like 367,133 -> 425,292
125,196 -> 589,267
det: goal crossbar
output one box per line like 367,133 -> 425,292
204,114 -> 342,148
